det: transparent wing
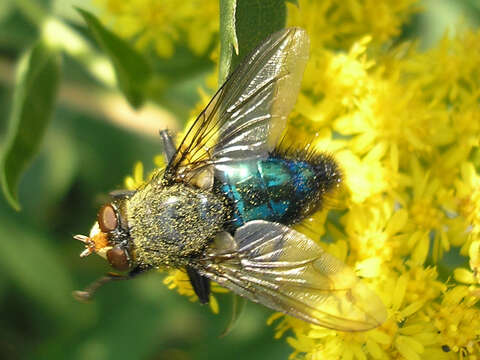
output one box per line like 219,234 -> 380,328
164,28 -> 309,183
196,221 -> 387,331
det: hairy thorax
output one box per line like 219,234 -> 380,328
126,182 -> 228,268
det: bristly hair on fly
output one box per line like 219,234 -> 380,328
269,139 -> 346,242
272,134 -> 345,207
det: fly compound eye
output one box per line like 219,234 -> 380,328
106,247 -> 130,271
98,204 -> 118,232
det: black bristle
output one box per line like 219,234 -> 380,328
270,145 -> 343,192
266,143 -> 344,223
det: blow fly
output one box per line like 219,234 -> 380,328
74,28 -> 387,331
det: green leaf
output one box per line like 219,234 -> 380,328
0,41 -> 60,211
77,8 -> 152,108
219,0 -> 288,81
0,216 -> 74,319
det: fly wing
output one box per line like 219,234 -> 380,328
196,221 -> 387,331
164,28 -> 309,183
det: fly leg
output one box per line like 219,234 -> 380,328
186,266 -> 211,304
73,266 -> 149,302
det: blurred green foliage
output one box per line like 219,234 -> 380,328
0,0 -> 479,360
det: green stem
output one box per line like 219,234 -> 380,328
219,0 -> 238,84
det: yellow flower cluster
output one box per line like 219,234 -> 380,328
288,0 -> 419,50
271,2 -> 480,359
94,0 -> 218,57
118,0 -> 480,358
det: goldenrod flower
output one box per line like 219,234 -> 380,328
95,0 -> 218,57
270,4 -> 480,359
427,286 -> 480,358
124,161 -> 145,190
455,163 -> 480,254
163,269 -> 228,314
341,199 -> 408,264
288,0 -> 419,50
455,239 -> 480,286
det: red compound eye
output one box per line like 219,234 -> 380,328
106,247 -> 130,271
98,204 -> 118,232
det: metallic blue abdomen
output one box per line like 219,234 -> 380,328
214,154 -> 341,230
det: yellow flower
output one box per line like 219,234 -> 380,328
276,6 -> 480,360
455,162 -> 480,255
341,198 -> 408,264
455,240 -> 480,286
163,269 -> 228,314
269,264 -> 446,360
335,148 -> 390,204
288,0 -> 420,50
427,286 -> 480,359
399,156 -> 451,263
124,161 -> 145,190
94,0 -> 218,57
292,36 -> 374,132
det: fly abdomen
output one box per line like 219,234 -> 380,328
214,149 -> 342,230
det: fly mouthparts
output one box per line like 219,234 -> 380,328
79,248 -> 93,258
73,234 -> 94,258
73,234 -> 89,243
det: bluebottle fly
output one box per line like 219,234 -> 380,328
74,28 -> 387,331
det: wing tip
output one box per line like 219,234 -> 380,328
351,282 -> 389,331
367,300 -> 388,328
285,27 -> 309,46
308,301 -> 388,332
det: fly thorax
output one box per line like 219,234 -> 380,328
126,183 -> 228,268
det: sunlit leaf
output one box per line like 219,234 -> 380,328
219,0 -> 287,80
0,41 -> 60,211
77,8 -> 152,108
